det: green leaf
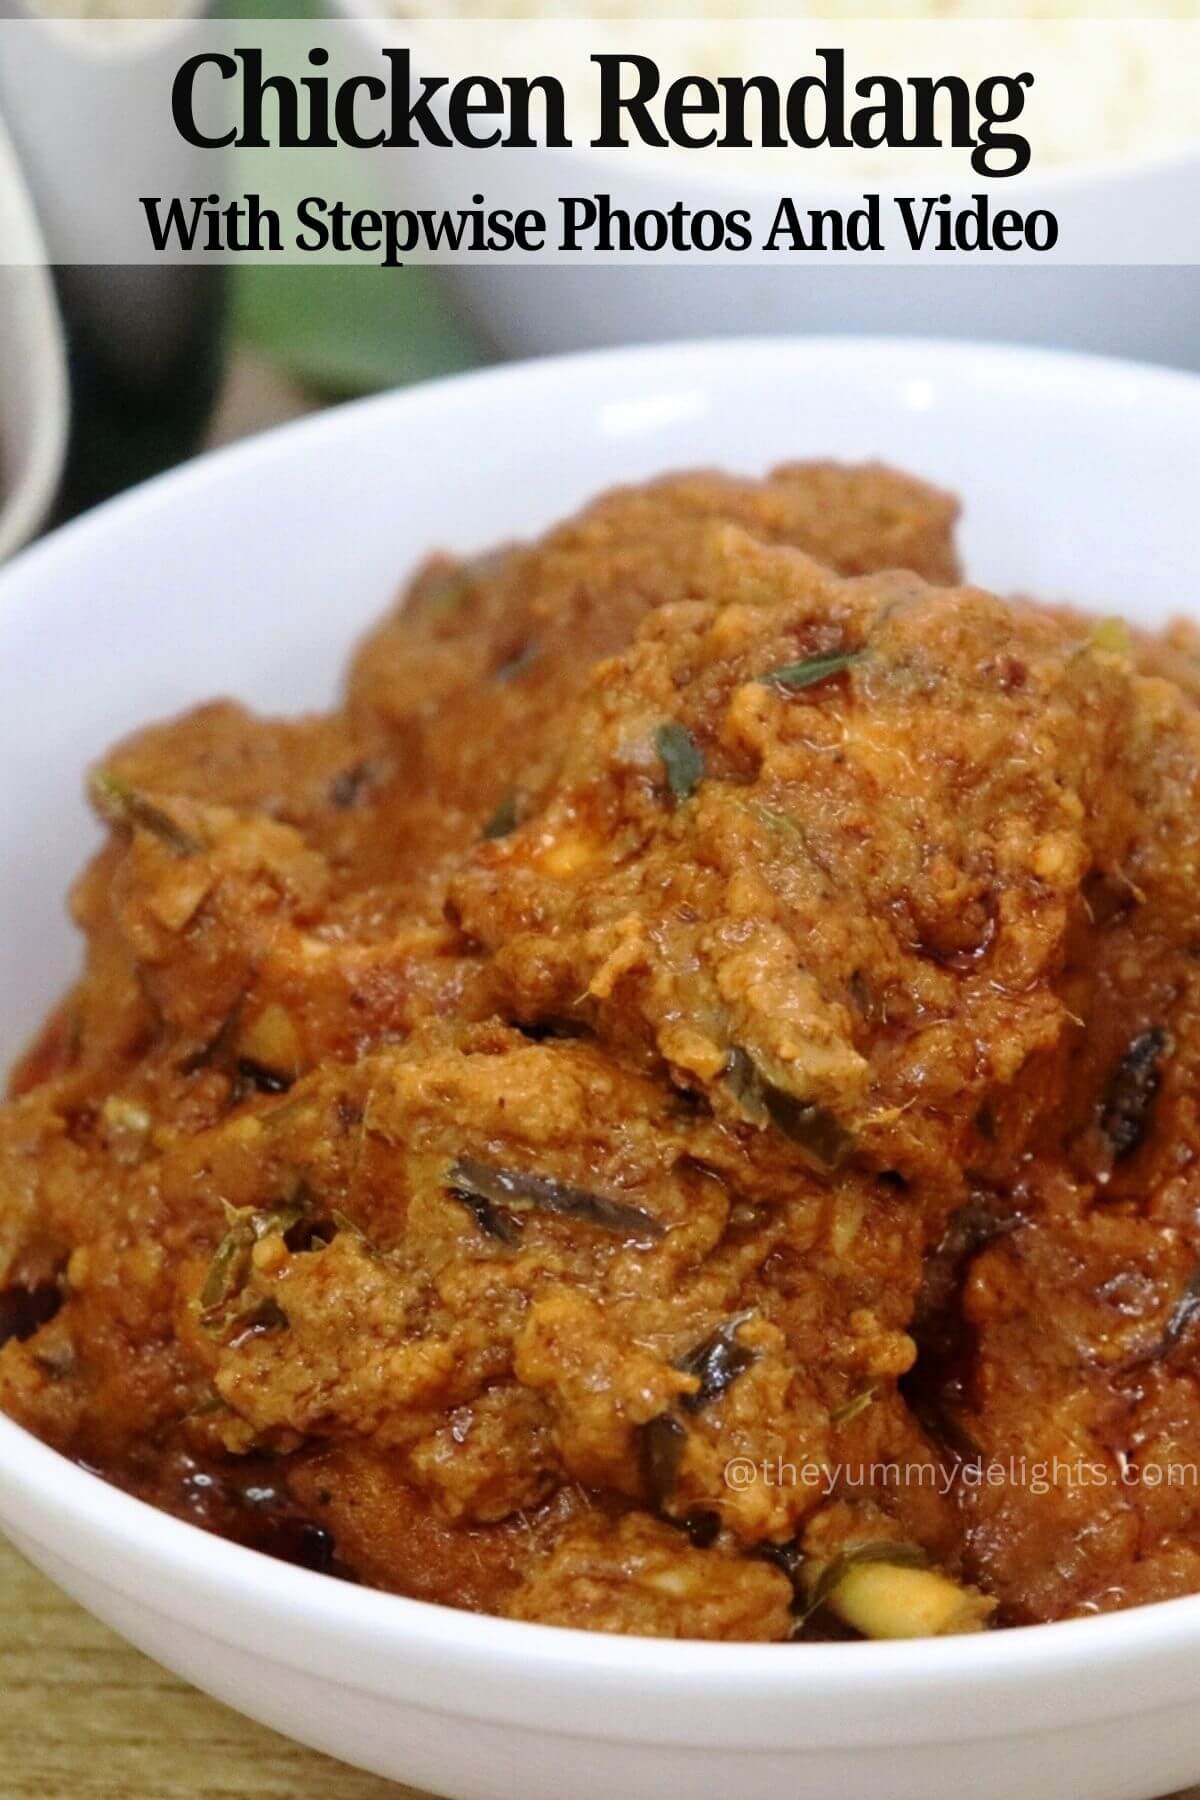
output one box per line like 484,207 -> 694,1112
90,772 -> 202,858
232,264 -> 489,399
762,1086 -> 856,1171
492,643 -> 538,685
761,651 -> 862,692
637,1412 -> 687,1510
723,1046 -> 855,1172
198,1200 -> 304,1325
675,1311 -> 756,1411
830,1386 -> 877,1426
748,803 -> 810,851
656,722 -> 705,803
794,1541 -> 929,1629
482,792 -> 519,841
1156,1264 -> 1200,1360
448,1156 -> 663,1241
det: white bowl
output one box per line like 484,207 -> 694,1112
2,338 -> 1200,1800
410,168 -> 1200,369
329,7 -> 1200,368
0,110 -> 68,562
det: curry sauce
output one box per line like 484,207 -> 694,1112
4,462 -> 1198,1640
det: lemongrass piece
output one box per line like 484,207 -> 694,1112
819,1558 -> 995,1639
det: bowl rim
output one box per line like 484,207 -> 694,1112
4,332 -> 1200,1745
3,326 -> 1197,589
4,1388 -> 1200,1747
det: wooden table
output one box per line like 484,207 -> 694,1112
5,1528 -> 1200,1799
0,1538 -> 417,1798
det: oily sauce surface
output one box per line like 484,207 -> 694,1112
6,462 -> 1200,1638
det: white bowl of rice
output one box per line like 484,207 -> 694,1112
332,1 -> 1200,365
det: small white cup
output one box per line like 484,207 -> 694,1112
0,107 -> 68,563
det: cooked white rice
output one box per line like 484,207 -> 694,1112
386,4 -> 1200,175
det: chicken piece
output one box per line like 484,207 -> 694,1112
10,769 -> 488,1128
0,1020 -> 938,1571
189,1024 -> 931,1546
449,531 -> 1188,1198
346,463 -> 960,870
13,463 -> 959,1116
504,1512 -> 795,1640
920,982 -> 1200,1624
